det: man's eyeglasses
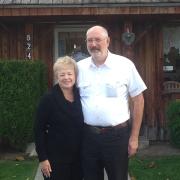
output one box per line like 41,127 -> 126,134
85,38 -> 106,44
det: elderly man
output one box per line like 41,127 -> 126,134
77,25 -> 147,180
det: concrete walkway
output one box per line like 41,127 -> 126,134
30,143 -> 130,180
34,165 -> 131,180
34,165 -> 43,180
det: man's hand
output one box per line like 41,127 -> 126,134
128,93 -> 144,157
128,136 -> 138,157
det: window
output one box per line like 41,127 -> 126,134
163,26 -> 180,82
54,26 -> 89,62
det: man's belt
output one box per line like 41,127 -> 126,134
85,121 -> 128,134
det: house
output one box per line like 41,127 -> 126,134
0,0 -> 180,141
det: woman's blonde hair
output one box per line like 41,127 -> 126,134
53,56 -> 78,82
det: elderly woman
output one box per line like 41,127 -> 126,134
34,56 -> 84,180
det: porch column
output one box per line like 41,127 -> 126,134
24,24 -> 33,60
122,21 -> 135,61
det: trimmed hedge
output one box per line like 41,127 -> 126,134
167,101 -> 180,148
0,60 -> 47,151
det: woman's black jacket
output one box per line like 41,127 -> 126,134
34,84 -> 84,163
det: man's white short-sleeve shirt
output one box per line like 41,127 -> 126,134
77,51 -> 147,126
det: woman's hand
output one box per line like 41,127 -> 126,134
40,160 -> 52,178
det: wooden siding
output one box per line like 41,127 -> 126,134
0,14 -> 178,140
0,6 -> 180,17
0,23 -> 53,86
1,0 -> 180,17
128,24 -> 165,139
133,25 -> 159,127
1,0 -> 180,4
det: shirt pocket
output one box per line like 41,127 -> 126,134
79,83 -> 92,97
105,83 -> 118,97
106,80 -> 127,97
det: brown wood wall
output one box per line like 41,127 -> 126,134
0,24 -> 23,59
0,20 -> 165,139
0,6 -> 180,17
0,23 -> 54,86
133,24 -> 164,129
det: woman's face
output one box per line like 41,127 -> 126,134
57,65 -> 76,90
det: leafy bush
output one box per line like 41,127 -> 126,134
0,60 -> 47,151
166,101 -> 180,148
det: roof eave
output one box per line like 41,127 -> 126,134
1,2 -> 180,9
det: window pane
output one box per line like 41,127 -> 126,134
163,26 -> 180,82
58,32 -> 89,61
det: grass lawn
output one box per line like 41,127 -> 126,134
1,155 -> 180,180
0,158 -> 38,180
129,155 -> 180,180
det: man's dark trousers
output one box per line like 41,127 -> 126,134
82,124 -> 129,180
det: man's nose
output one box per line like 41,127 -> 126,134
91,41 -> 97,46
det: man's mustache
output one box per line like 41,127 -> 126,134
89,48 -> 100,52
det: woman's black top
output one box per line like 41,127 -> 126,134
34,84 -> 84,163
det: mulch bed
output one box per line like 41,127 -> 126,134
0,146 -> 25,160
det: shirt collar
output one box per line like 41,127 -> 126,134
89,51 -> 112,69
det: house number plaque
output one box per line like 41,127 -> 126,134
26,34 -> 32,60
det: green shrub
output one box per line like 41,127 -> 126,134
166,101 -> 180,148
0,60 -> 47,151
